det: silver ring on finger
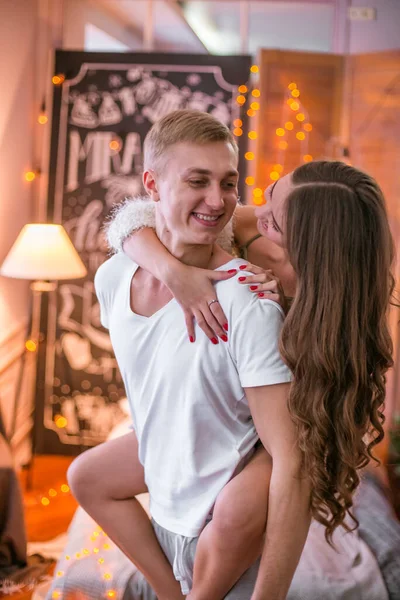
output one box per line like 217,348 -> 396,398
207,299 -> 219,308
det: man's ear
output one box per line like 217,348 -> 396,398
143,170 -> 160,202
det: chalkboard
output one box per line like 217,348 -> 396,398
34,50 -> 251,455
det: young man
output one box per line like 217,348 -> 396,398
69,109 -> 310,600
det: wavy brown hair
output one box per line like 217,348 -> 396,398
280,161 -> 395,542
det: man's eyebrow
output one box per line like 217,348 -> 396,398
183,168 -> 239,178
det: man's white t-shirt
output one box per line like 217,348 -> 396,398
95,253 -> 292,537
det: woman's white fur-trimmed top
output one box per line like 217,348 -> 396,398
104,196 -> 234,254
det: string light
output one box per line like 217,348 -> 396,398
52,74 -> 65,86
41,497 -> 50,506
245,152 -> 255,161
296,113 -> 305,122
252,89 -> 261,97
303,123 -> 313,132
290,101 -> 299,111
270,171 -> 280,181
236,95 -> 246,105
38,101 -> 48,125
247,109 -> 256,117
248,131 -> 257,140
106,591 -> 117,598
245,176 -> 255,186
288,82 -> 297,91
276,128 -> 285,137
24,170 -> 38,182
233,128 -> 243,137
253,188 -> 263,197
250,102 -> 260,111
250,65 -> 259,73
233,119 -> 242,128
55,415 -> 68,428
291,89 -> 300,98
25,340 -> 37,352
284,122 -> 293,130
278,141 -> 288,150
296,132 -> 305,141
238,85 -> 248,93
303,154 -> 313,162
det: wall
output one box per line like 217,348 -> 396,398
349,0 -> 400,54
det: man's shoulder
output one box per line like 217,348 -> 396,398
95,253 -> 136,295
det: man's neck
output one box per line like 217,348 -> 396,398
156,227 -> 215,270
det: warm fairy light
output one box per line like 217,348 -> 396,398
98,558 -> 105,564
49,488 -> 57,497
296,132 -> 306,140
290,102 -> 299,111
250,102 -> 260,110
250,65 -> 259,73
303,123 -> 313,132
284,122 -> 293,130
106,591 -> 117,599
109,140 -> 120,151
55,415 -> 67,428
252,89 -> 260,97
56,571 -> 64,577
103,543 -> 111,550
41,497 -> 50,506
248,131 -> 257,140
83,549 -> 90,555
38,114 -> 48,125
93,531 -> 100,538
247,109 -> 256,117
93,547 -> 100,553
238,85 -> 248,93
245,152 -> 255,160
233,128 -> 243,136
278,141 -> 288,150
287,98 -> 294,107
270,171 -> 280,181
273,164 -> 283,173
245,176 -> 255,186
233,118 -> 242,128
25,171 -> 37,182
65,555 -> 71,561
75,553 -> 81,559
253,195 -> 265,206
276,128 -> 285,137
303,154 -> 313,162
103,573 -> 112,581
61,484 -> 70,493
253,188 -> 263,197
296,113 -> 305,122
236,95 -> 246,105
291,89 -> 300,98
52,592 -> 61,599
288,82 -> 297,90
25,340 -> 37,352
52,74 -> 65,85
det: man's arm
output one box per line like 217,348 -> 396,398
245,383 -> 311,600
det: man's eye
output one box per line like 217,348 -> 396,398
189,180 -> 206,186
223,182 -> 237,188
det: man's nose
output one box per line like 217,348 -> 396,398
205,186 -> 224,211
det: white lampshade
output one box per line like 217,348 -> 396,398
0,224 -> 87,281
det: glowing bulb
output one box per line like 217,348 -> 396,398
233,128 -> 243,137
56,571 -> 64,577
103,544 -> 111,550
296,113 -> 305,122
253,188 -> 263,197
55,415 -> 67,428
93,547 -> 100,553
296,132 -> 306,141
25,171 -> 37,182
61,484 -> 70,493
284,122 -> 293,130
291,89 -> 300,98
107,591 -> 117,599
238,85 -> 248,93
252,89 -> 261,97
83,549 -> 90,555
98,558 -> 105,564
25,340 -> 37,352
236,95 -> 246,105
103,573 -> 112,581
52,74 -> 65,85
253,196 -> 265,206
288,82 -> 297,91
303,123 -> 313,132
278,141 -> 288,150
245,176 -> 255,186
273,164 -> 283,173
38,114 -> 48,125
65,555 -> 71,561
250,65 -> 259,73
287,98 -> 294,107
52,592 -> 61,599
290,102 -> 299,111
250,102 -> 259,110
270,171 -> 280,181
247,109 -> 256,117
109,140 -> 120,151
303,154 -> 313,162
248,131 -> 257,140
245,152 -> 255,161
233,119 -> 242,128
75,553 -> 81,559
276,128 -> 285,137
49,488 -> 57,497
41,497 -> 50,506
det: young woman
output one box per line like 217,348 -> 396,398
69,160 -> 395,600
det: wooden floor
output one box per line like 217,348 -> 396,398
9,456 -> 78,600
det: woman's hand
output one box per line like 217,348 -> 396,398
164,264 -> 238,344
237,263 -> 289,313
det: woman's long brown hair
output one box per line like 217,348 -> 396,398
280,161 -> 395,542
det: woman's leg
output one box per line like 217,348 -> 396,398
67,432 -> 184,600
188,446 -> 272,600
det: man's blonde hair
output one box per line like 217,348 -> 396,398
143,109 -> 238,172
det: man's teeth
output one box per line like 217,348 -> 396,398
193,213 -> 220,221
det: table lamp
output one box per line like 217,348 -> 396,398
0,224 -> 87,468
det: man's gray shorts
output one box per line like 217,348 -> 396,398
131,518 -> 260,599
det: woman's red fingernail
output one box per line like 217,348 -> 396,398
250,285 -> 258,291
211,337 -> 219,345
223,323 -> 229,331
258,292 -> 265,298
228,269 -> 237,274
238,276 -> 246,282
221,334 -> 228,342
239,265 -> 247,270
189,336 -> 195,343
